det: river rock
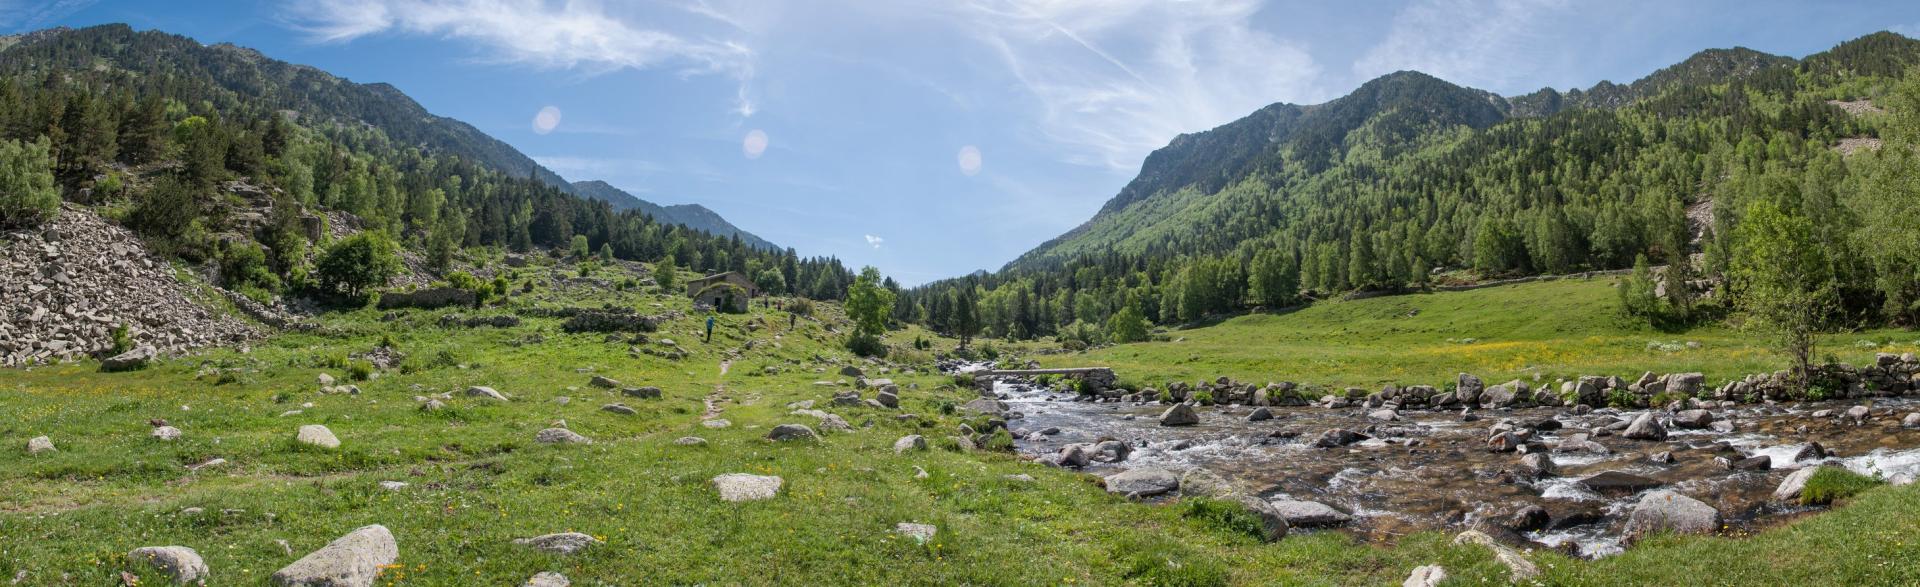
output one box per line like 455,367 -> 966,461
1369,408 -> 1399,421
270,525 -> 397,587
1508,505 -> 1551,532
296,425 -> 340,449
127,546 -> 208,584
534,428 -> 591,444
1178,468 -> 1234,498
1624,490 -> 1722,541
1578,471 -> 1663,495
961,398 -> 1007,416
1774,466 -> 1824,502
713,473 -> 782,501
1246,407 -> 1272,421
893,434 -> 927,454
466,386 -> 508,401
1057,444 -> 1091,468
1519,452 -> 1557,477
1622,412 -> 1666,441
524,572 -> 570,587
1227,493 -> 1289,542
1453,530 -> 1539,582
1456,374 -> 1485,404
1104,468 -> 1179,497
513,532 -> 601,555
1159,404 -> 1199,426
1404,565 -> 1447,587
1480,380 -> 1527,408
767,424 -> 819,441
1723,454 -> 1771,471
1673,409 -> 1714,429
1904,413 -> 1920,428
1268,499 -> 1353,527
27,435 -> 55,454
1845,405 -> 1871,423
1310,428 -> 1367,448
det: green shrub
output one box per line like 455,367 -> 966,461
1606,389 -> 1639,408
1180,497 -> 1267,541
846,333 -> 888,358
220,242 -> 281,294
315,232 -> 401,301
1192,390 -> 1215,406
1801,467 -> 1881,505
980,428 -> 1015,452
788,298 -> 814,316
1157,389 -> 1174,403
107,323 -> 132,356
0,137 -> 59,229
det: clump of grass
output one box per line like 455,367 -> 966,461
980,428 -> 1015,452
1117,536 -> 1229,587
346,360 -> 374,381
1801,467 -> 1882,505
1192,390 -> 1215,406
1180,497 -> 1266,541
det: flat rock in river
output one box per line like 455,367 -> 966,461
1268,499 -> 1354,527
1105,468 -> 1180,497
1578,471 -> 1663,496
1624,490 -> 1722,542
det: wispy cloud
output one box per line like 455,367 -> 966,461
281,0 -> 759,116
0,0 -> 98,31
531,155 -> 665,178
1354,0 -> 1574,93
864,234 -> 884,249
953,0 -> 1323,171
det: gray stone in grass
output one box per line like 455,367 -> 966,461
674,437 -> 708,446
1104,468 -> 1179,497
127,546 -> 208,585
702,419 -> 732,429
513,532 -> 601,555
151,426 -> 182,441
894,522 -> 937,544
466,386 -> 509,401
27,435 -> 56,454
893,434 -> 927,454
767,424 -> 819,441
534,428 -> 592,444
713,473 -> 782,501
270,525 -> 396,587
601,403 -> 637,415
524,572 -> 570,587
295,425 -> 339,449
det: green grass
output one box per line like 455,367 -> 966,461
1801,467 -> 1885,506
1044,277 -> 1918,391
2,269 -> 1917,585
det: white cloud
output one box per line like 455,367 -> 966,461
0,0 -> 97,30
954,0 -> 1324,171
282,0 -> 757,116
531,155 -> 664,177
1354,0 -> 1573,93
864,234 -> 885,248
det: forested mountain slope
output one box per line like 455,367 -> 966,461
902,31 -> 1920,344
0,24 -> 771,247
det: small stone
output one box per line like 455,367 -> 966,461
513,533 -> 602,555
151,426 -> 182,441
767,424 -> 819,442
523,572 -> 570,587
295,425 -> 340,449
534,428 -> 592,444
713,473 -> 783,501
126,546 -> 208,585
601,403 -> 637,415
27,435 -> 56,454
378,481 -> 407,491
623,386 -> 663,399
589,375 -> 621,388
1404,565 -> 1447,587
1246,407 -> 1272,421
894,522 -> 938,544
893,435 -> 927,454
674,437 -> 708,446
702,419 -> 732,429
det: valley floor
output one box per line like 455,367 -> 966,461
2,272 -> 1917,585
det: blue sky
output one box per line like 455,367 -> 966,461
7,0 -> 1920,284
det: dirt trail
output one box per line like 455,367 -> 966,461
702,359 -> 731,420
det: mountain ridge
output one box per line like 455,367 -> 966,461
569,180 -> 779,251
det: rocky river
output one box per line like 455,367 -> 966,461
963,366 -> 1920,558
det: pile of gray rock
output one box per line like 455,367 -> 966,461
0,205 -> 257,367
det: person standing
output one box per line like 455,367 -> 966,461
705,314 -> 716,343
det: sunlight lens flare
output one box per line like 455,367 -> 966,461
957,145 -> 982,176
743,129 -> 769,159
532,106 -> 562,134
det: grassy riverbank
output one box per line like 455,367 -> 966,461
1044,277 -> 1919,392
3,273 -> 1918,585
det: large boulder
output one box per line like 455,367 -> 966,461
1673,409 -> 1714,429
713,473 -> 782,501
1268,499 -> 1353,528
1480,380 -> 1528,408
1246,407 -> 1273,422
1624,490 -> 1722,541
1159,404 -> 1200,426
1104,468 -> 1180,497
101,344 -> 157,372
1622,412 -> 1667,441
127,546 -> 208,585
960,398 -> 1007,417
296,425 -> 340,449
271,525 -> 397,587
1310,428 -> 1367,448
1773,466 -> 1825,502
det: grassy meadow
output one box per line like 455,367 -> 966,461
1,267 -> 1918,585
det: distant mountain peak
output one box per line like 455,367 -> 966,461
568,181 -> 778,251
